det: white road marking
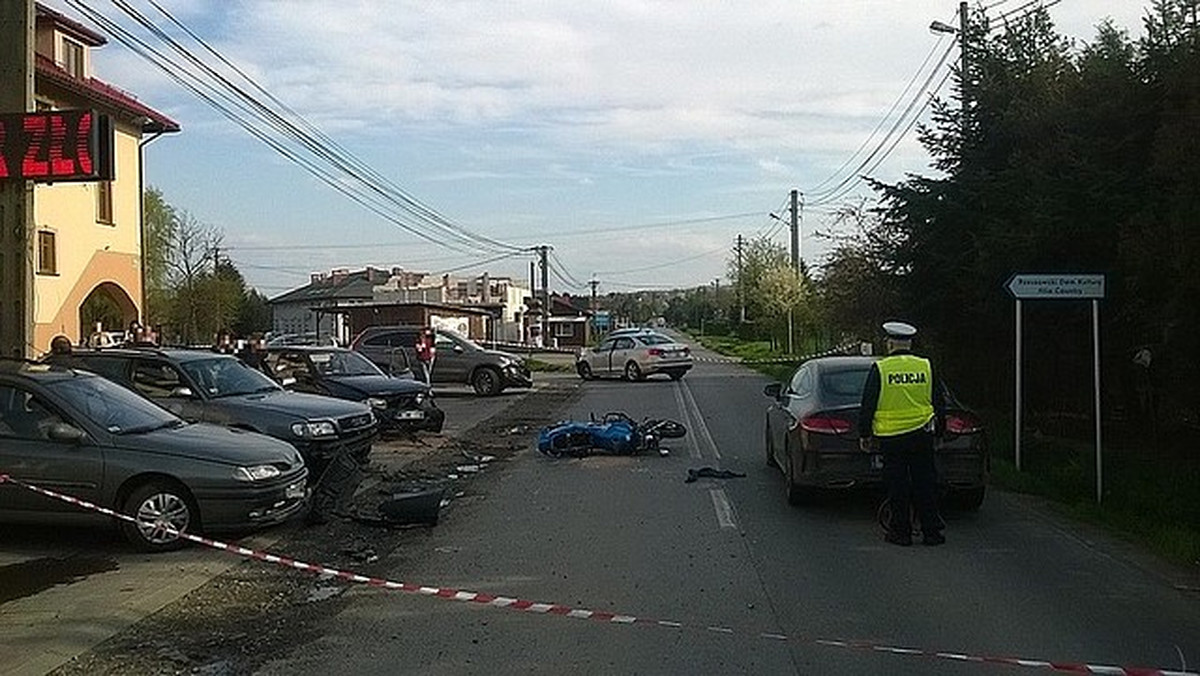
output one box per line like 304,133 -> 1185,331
710,488 -> 738,530
680,379 -> 721,460
673,381 -> 702,459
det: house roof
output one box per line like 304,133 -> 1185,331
268,270 -> 380,305
36,4 -> 106,47
35,54 -> 181,134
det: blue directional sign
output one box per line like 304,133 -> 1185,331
1005,274 -> 1105,300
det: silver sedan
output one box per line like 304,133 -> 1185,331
576,333 -> 693,381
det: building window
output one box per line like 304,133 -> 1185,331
554,322 -> 574,338
97,181 -> 113,224
62,38 -> 85,78
37,231 -> 57,275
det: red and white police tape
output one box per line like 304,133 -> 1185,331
0,472 -> 1192,676
693,342 -> 864,365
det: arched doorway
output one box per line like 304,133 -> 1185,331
79,282 -> 138,343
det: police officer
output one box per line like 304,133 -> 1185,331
859,321 -> 947,546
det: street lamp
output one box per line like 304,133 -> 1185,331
929,19 -> 957,34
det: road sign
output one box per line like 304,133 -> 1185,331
1005,274 -> 1105,300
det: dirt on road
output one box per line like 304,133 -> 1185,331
51,379 -> 581,676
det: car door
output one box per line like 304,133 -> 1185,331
432,331 -> 469,383
0,383 -> 104,513
130,358 -> 205,422
611,337 -> 637,375
591,338 -> 617,376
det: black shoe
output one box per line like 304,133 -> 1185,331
884,531 -> 913,547
922,532 -> 946,546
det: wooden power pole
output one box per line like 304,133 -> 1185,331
0,0 -> 35,357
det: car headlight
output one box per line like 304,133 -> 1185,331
234,465 -> 282,482
366,397 -> 388,409
413,392 -> 425,405
291,420 -> 337,438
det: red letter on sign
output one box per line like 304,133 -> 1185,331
74,112 -> 93,175
49,114 -> 77,177
0,120 -> 8,178
22,115 -> 49,178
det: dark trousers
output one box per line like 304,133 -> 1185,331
881,429 -> 942,537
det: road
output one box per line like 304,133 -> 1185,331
254,346 -> 1200,675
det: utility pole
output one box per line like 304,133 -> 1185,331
789,189 -> 801,275
537,245 -> 550,347
735,234 -> 745,324
0,0 -> 35,357
588,277 -> 599,343
959,1 -> 969,111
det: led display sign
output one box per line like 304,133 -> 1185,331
0,109 -> 114,183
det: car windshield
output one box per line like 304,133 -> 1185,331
46,374 -> 182,435
310,350 -> 385,377
635,334 -> 672,346
819,367 -> 872,407
180,357 -> 281,398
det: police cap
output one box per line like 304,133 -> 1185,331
882,321 -> 917,339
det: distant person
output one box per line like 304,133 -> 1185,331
859,321 -> 946,547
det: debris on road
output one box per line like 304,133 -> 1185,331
685,467 -> 747,483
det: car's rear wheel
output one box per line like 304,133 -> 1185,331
783,441 -> 810,506
624,361 -> 643,381
119,480 -> 196,552
577,361 -> 594,380
471,367 -> 502,396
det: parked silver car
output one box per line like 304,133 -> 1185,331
576,333 -> 693,381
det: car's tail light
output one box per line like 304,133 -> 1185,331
647,348 -> 663,356
799,414 -> 852,435
945,413 -> 983,435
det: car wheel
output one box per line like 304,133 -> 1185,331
119,480 -> 196,552
948,486 -> 986,511
624,361 -> 643,381
784,441 -> 810,506
577,361 -> 594,380
471,367 -> 502,396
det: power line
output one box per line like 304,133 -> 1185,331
68,0 -> 522,256
806,39 -> 957,207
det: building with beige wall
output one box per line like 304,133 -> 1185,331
28,4 -> 178,351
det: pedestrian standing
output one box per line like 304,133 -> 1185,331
859,321 -> 947,546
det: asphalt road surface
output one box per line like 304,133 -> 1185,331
257,349 -> 1200,675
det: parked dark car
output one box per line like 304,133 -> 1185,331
0,360 -> 308,551
45,348 -> 378,478
350,325 -> 532,396
258,346 -> 444,433
762,356 -> 988,509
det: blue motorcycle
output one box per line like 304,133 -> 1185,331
537,412 -> 687,458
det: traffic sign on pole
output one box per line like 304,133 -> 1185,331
1005,274 -> 1105,300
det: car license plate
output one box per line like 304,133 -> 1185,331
870,454 -> 884,470
285,481 -> 306,500
397,410 -> 425,420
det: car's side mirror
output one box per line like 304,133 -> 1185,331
169,386 -> 194,399
763,382 -> 782,399
453,344 -> 464,354
48,422 -> 87,443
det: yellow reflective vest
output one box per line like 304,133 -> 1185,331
872,354 -> 935,437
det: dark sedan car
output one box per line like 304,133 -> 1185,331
763,356 -> 988,509
0,360 -> 308,551
46,348 -> 378,478
259,346 -> 444,433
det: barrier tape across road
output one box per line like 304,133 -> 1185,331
0,473 -> 1193,675
692,342 -> 863,364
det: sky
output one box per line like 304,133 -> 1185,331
43,0 -> 1151,298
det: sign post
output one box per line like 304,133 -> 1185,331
1005,274 -> 1106,503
